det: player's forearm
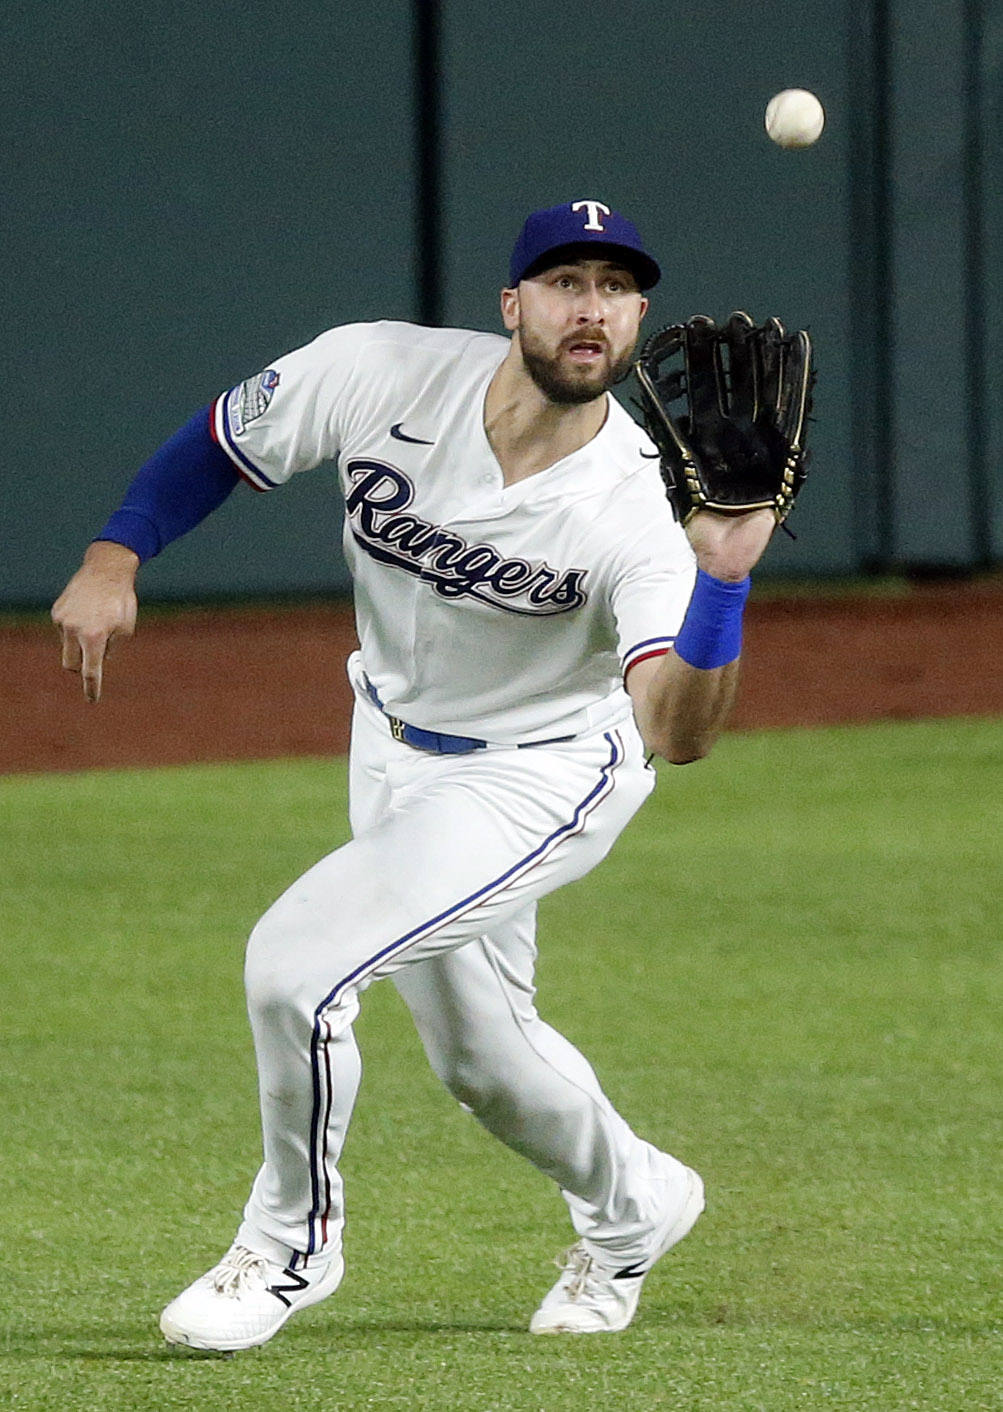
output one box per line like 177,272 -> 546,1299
628,567 -> 750,762
635,652 -> 741,763
95,405 -> 242,563
52,407 -> 240,703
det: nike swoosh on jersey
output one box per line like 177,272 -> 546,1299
390,422 -> 435,445
639,447 -> 661,459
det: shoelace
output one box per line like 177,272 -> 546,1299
556,1244 -> 600,1301
211,1246 -> 268,1296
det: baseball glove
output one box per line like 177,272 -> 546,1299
633,311 -> 813,526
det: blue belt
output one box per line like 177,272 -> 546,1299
363,677 -> 573,755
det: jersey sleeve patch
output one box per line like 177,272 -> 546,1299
235,369 -> 281,428
622,637 -> 674,678
212,389 -> 281,490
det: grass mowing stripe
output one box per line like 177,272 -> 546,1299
0,718 -> 1000,1409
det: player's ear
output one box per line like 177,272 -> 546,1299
639,295 -> 650,321
500,285 -> 520,331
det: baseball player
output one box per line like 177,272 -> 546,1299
52,200 -> 778,1351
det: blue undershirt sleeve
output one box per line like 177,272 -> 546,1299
95,405 -> 243,564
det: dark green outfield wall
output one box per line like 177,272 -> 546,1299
4,1 -> 1001,604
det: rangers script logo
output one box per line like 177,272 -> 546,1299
344,462 -> 588,616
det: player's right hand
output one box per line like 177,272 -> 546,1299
52,541 -> 140,703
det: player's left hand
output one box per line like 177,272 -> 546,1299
684,506 -> 776,582
633,312 -> 813,529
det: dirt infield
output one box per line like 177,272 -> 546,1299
6,578 -> 1003,775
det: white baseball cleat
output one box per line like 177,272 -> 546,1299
529,1166 -> 705,1334
160,1243 -> 344,1352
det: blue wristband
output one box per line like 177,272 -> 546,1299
95,406 -> 242,564
673,569 -> 751,670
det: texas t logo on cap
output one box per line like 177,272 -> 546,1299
508,200 -> 661,290
571,200 -> 612,232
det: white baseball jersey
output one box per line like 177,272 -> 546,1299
212,321 -> 696,744
158,320 -> 708,1307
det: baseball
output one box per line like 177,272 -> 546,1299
765,89 -> 825,149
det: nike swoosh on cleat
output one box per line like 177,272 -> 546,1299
390,422 -> 435,445
611,1259 -> 650,1280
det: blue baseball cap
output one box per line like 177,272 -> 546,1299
508,199 -> 661,290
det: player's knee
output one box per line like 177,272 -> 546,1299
433,1047 -> 511,1115
245,909 -> 299,1015
245,904 -> 362,1034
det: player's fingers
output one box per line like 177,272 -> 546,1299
78,633 -> 108,704
58,626 -> 83,672
82,663 -> 103,703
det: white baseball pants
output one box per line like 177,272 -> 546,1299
236,678 -> 693,1271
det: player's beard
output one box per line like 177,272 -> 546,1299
518,323 -> 636,405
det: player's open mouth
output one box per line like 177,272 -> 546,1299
565,341 -> 606,363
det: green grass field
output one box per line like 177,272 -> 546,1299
2,717 -> 1001,1410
